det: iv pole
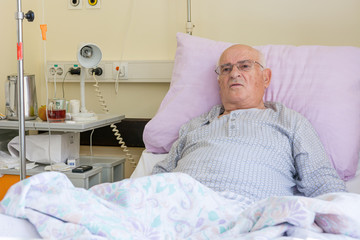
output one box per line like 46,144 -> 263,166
186,0 -> 194,35
15,0 -> 34,180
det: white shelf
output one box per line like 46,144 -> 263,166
0,114 -> 125,132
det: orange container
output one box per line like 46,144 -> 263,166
0,175 -> 28,200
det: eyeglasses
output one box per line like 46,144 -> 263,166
215,60 -> 264,76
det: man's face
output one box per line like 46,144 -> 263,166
217,45 -> 271,111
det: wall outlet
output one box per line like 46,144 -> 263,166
64,63 -> 81,81
68,0 -> 83,10
48,64 -> 65,78
112,62 -> 128,80
86,0 -> 101,9
86,63 -> 106,80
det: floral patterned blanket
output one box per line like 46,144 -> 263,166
0,171 -> 359,239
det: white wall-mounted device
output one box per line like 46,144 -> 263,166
46,60 -> 173,83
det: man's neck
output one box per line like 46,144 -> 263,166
222,102 -> 266,115
219,104 -> 266,118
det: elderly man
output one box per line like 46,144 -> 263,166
152,44 -> 346,202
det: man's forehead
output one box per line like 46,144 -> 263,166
220,45 -> 258,64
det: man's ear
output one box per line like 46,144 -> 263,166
263,68 -> 272,88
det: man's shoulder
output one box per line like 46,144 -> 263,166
265,101 -> 310,125
266,101 -> 304,116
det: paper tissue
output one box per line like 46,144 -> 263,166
7,132 -> 80,164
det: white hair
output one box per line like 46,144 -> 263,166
256,48 -> 266,68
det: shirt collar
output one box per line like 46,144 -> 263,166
201,105 -> 224,125
202,102 -> 277,125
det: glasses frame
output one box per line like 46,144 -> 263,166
215,60 -> 264,76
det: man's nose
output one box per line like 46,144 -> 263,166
229,65 -> 241,78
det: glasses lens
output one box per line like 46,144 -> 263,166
215,66 -> 221,75
217,64 -> 232,75
216,60 -> 261,75
236,60 -> 254,72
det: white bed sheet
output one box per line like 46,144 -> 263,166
2,171 -> 360,239
131,150 -> 360,194
0,213 -> 40,238
1,150 -> 359,238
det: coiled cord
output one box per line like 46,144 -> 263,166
92,73 -> 137,168
110,123 -> 135,167
93,74 -> 110,113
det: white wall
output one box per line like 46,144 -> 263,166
1,0 -> 360,118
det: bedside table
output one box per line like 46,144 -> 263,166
79,155 -> 125,183
0,164 -> 103,190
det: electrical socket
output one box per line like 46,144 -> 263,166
112,62 -> 128,80
47,61 -> 110,82
64,63 -> 81,80
86,0 -> 101,9
86,63 -> 105,80
68,0 -> 83,10
47,64 -> 65,78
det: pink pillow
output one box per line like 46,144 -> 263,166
143,32 -> 360,180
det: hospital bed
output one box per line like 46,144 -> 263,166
1,33 -> 360,239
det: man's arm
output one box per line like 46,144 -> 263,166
151,107 -> 214,174
151,123 -> 189,174
293,118 -> 347,197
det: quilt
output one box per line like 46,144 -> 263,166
0,171 -> 359,239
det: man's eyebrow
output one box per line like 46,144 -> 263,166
220,60 -> 249,68
220,63 -> 232,68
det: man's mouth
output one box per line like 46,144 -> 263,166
230,83 -> 244,87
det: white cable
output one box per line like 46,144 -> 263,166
62,70 -> 69,99
111,123 -> 135,167
43,42 -> 48,109
53,72 -> 57,98
120,0 -> 134,61
43,40 -> 54,169
115,69 -> 120,95
42,0 -> 45,23
114,0 -> 135,92
41,0 -> 54,169
89,129 -> 94,156
93,73 -> 109,113
92,73 -> 136,168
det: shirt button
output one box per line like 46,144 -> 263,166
230,125 -> 235,129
